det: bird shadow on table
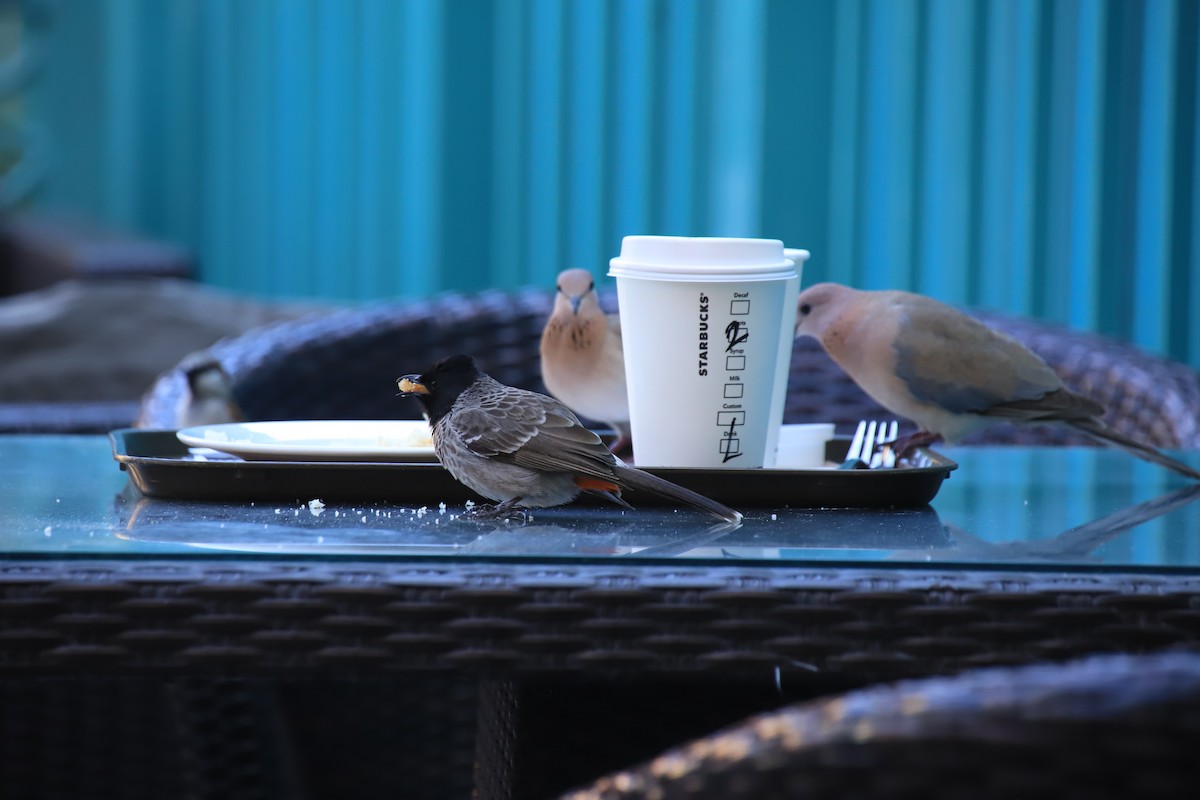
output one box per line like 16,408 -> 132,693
926,481 -> 1200,564
456,514 -> 744,558
113,479 -> 1200,564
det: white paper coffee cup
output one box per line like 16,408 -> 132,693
609,236 -> 808,468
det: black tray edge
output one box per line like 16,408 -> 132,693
110,428 -> 957,509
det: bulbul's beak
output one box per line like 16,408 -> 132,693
396,375 -> 429,395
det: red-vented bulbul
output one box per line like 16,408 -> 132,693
396,354 -> 742,524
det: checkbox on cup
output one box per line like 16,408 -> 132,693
730,299 -> 751,315
724,383 -> 745,399
726,355 -> 746,371
717,410 -> 746,427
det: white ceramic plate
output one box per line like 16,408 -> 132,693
176,420 -> 437,462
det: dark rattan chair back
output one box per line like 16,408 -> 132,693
556,651 -> 1200,800
138,290 -> 1200,450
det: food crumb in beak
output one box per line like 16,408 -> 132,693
397,377 -> 429,395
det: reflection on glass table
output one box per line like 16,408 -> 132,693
1,435 -> 1199,571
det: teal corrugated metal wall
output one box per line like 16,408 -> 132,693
25,0 -> 1200,364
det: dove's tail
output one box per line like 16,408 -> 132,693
612,464 -> 743,525
1068,419 -> 1200,481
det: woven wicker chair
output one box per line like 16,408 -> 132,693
555,651 -> 1200,800
138,288 -> 1200,450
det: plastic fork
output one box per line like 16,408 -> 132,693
838,420 -> 875,470
869,420 -> 899,468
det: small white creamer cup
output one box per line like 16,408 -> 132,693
774,423 -> 836,468
609,236 -> 809,468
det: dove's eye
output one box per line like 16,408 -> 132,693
799,303 -> 812,316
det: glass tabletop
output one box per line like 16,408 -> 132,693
2,434 -> 1199,571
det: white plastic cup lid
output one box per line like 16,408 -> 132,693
610,236 -> 808,282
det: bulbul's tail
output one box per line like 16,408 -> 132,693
1069,419 -> 1200,481
613,464 -> 744,525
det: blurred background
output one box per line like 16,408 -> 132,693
2,0 -> 1198,366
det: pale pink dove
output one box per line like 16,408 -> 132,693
794,282 -> 1200,480
540,268 -> 632,454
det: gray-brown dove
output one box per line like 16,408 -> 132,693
794,282 -> 1200,480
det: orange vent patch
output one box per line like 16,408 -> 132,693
574,476 -> 620,493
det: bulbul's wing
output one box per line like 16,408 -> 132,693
451,389 -> 618,478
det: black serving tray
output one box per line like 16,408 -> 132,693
110,429 -> 957,509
